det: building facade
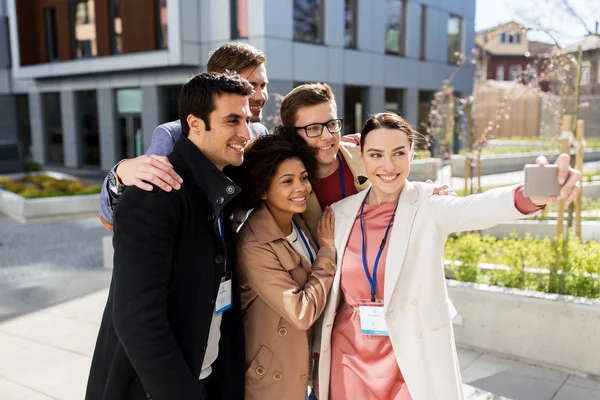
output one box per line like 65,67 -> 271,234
5,0 -> 475,172
475,21 -> 553,88
564,34 -> 600,96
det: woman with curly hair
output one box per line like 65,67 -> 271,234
233,128 -> 336,400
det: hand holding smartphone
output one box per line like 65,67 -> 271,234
523,164 -> 563,197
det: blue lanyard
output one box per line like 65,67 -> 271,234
359,189 -> 398,302
218,215 -> 225,242
292,219 -> 314,264
337,155 -> 346,199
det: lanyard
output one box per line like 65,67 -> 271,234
292,219 -> 314,264
337,155 -> 346,199
218,215 -> 227,270
359,189 -> 398,302
218,215 -> 225,242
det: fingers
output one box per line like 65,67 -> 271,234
142,164 -> 182,191
554,153 -> 570,185
561,168 -> 582,205
135,172 -> 175,192
535,156 -> 549,166
146,156 -> 183,185
132,179 -> 153,191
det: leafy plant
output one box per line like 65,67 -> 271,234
0,174 -> 101,198
445,233 -> 600,299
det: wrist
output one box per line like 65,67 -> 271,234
113,159 -> 126,185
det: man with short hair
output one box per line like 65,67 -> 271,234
280,82 -> 453,235
99,42 -> 269,230
86,72 -> 253,400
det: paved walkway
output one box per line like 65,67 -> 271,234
0,288 -> 598,400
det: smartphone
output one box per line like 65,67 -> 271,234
523,164 -> 561,197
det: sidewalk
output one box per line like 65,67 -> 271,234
0,288 -> 598,400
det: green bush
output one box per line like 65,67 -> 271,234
0,174 -> 101,198
445,233 -> 600,299
24,162 -> 41,172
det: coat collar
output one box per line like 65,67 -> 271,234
246,203 -> 316,272
171,136 -> 241,212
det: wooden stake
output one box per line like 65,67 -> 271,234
575,120 -> 585,239
464,157 -> 470,196
556,115 -> 572,238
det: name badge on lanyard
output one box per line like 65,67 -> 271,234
215,215 -> 232,315
215,272 -> 232,315
357,188 -> 398,336
357,299 -> 388,336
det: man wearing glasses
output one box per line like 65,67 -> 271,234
278,83 -> 369,236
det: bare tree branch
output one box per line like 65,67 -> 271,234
560,0 -> 594,35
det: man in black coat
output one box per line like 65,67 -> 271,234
85,72 -> 254,400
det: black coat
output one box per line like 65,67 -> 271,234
86,136 -> 245,400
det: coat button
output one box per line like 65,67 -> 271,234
411,299 -> 417,306
273,372 -> 282,380
215,255 -> 224,264
203,343 -> 208,351
145,392 -> 152,399
210,299 -> 215,307
216,197 -> 225,205
208,213 -> 215,221
255,366 -> 265,376
416,331 -> 422,339
278,327 -> 287,336
226,185 -> 235,195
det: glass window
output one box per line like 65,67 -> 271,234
43,93 -> 64,165
581,61 -> 591,86
44,7 -> 58,62
447,14 -> 462,64
294,0 -> 324,44
111,0 -> 122,54
385,0 -> 406,55
496,65 -> 505,81
78,91 -> 100,166
71,0 -> 97,59
385,89 -> 405,116
509,65 -> 522,81
344,0 -> 357,48
419,5 -> 427,60
344,86 -> 368,135
231,0 -> 248,39
157,0 -> 168,48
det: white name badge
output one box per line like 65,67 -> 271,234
215,273 -> 232,315
358,300 -> 388,336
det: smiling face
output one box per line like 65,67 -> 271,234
294,101 -> 340,171
262,157 -> 313,218
360,128 -> 414,197
188,93 -> 252,170
240,63 -> 268,123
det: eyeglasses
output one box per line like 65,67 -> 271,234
295,119 -> 344,138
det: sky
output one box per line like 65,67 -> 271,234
475,0 -> 599,46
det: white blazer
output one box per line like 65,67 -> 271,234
315,181 -> 532,400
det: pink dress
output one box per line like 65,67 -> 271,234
329,202 -> 412,400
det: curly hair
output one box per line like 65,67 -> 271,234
232,127 -> 319,210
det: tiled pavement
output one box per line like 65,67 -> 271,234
0,288 -> 598,400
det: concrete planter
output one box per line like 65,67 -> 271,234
408,158 -> 441,181
450,149 -> 600,177
481,220 -> 600,241
0,171 -> 100,223
583,181 -> 600,200
448,279 -> 600,377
